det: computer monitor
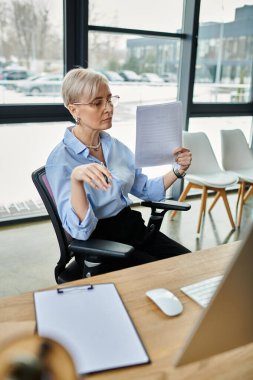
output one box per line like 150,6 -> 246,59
175,222 -> 253,366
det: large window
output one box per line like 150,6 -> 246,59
88,1 -> 184,179
0,121 -> 69,223
0,0 -> 64,223
89,32 -> 180,163
193,0 -> 253,103
0,0 -> 252,224
183,1 -> 253,202
0,0 -> 63,105
89,0 -> 183,33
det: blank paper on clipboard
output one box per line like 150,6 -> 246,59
34,283 -> 150,375
135,101 -> 182,167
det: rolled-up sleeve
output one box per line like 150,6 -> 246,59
62,202 -> 98,240
46,163 -> 98,241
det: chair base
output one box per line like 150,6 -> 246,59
57,260 -> 84,284
57,258 -> 117,284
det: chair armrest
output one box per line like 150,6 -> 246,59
68,238 -> 134,259
141,199 -> 191,211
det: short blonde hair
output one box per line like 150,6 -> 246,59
61,67 -> 109,107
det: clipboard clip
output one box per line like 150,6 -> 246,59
57,284 -> 93,294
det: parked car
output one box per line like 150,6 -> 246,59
119,70 -> 141,82
0,68 -> 35,90
20,74 -> 63,96
100,70 -> 124,82
15,74 -> 46,92
140,73 -> 164,83
1,68 -> 31,80
161,73 -> 177,83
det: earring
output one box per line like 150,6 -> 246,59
75,116 -> 80,125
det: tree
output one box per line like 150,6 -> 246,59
0,1 -> 12,61
12,0 -> 37,68
0,0 -> 62,71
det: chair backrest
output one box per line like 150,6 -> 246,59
183,131 -> 221,174
221,129 -> 253,171
32,166 -> 72,281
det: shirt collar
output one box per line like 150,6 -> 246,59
63,126 -> 111,158
63,126 -> 89,156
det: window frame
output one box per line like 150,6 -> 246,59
0,0 -> 186,124
179,0 -> 253,127
0,0 -> 252,225
0,0 -> 89,124
0,0 -> 252,125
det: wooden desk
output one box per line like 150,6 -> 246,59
1,241 -> 253,380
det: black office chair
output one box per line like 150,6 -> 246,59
32,166 -> 190,284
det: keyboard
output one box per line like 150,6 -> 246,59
181,275 -> 223,308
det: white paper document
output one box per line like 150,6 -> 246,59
34,283 -> 150,375
135,101 -> 183,167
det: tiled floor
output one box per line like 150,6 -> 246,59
0,192 -> 252,298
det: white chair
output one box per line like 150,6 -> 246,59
221,129 -> 253,228
171,131 -> 238,233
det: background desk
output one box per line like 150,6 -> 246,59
1,242 -> 253,380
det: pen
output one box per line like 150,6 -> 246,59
100,162 -> 109,184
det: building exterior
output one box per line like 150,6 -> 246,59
126,5 -> 253,84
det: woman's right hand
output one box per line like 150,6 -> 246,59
71,163 -> 112,191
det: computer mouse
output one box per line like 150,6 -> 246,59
146,288 -> 183,317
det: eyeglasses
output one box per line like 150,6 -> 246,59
73,95 -> 120,109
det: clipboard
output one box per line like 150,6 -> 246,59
34,283 -> 150,375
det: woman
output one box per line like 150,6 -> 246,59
46,67 -> 192,276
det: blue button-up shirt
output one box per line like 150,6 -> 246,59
46,127 -> 165,240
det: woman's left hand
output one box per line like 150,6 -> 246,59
173,147 -> 192,172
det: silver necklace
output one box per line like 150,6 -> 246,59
72,128 -> 101,151
86,136 -> 101,151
